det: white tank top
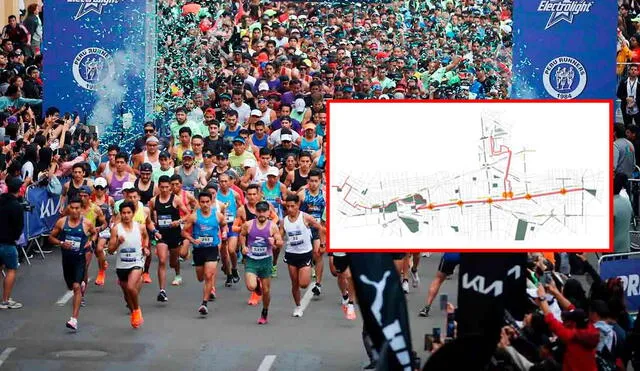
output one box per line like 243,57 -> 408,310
261,108 -> 272,126
115,222 -> 144,269
252,165 -> 269,185
143,151 -> 161,172
102,162 -> 113,177
284,212 -> 313,254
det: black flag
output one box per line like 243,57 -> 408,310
349,253 -> 415,371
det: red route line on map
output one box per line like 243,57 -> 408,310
489,135 -> 512,194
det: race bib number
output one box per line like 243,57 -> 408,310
200,236 -> 214,245
288,233 -> 303,246
158,215 -> 172,228
65,236 -> 82,251
251,245 -> 267,255
99,229 -> 111,239
225,212 -> 234,224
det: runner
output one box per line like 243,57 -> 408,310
107,153 -> 136,202
239,201 -> 283,324
409,253 -> 421,288
200,148 -> 216,182
152,151 -> 175,184
325,209 -> 356,321
298,170 -> 326,296
216,172 -> 243,287
92,177 -> 115,286
134,163 -> 156,206
148,175 -> 190,303
262,166 -> 288,277
63,163 -> 93,204
132,136 -> 162,174
170,174 -> 198,266
174,150 -> 206,192
107,201 -> 150,328
242,147 -> 271,187
182,191 -> 227,316
48,197 -> 97,331
281,194 -> 325,317
419,253 -> 461,317
76,186 -> 106,303
289,151 -> 312,192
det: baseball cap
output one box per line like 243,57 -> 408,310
140,163 -> 153,172
266,166 -> 279,177
217,152 -> 229,159
303,123 -> 316,131
220,93 -> 231,100
280,134 -> 293,142
250,109 -> 262,117
182,150 -> 195,158
159,151 -> 170,159
256,201 -> 270,212
243,158 -> 256,168
294,98 -> 306,113
78,185 -> 91,194
258,81 -> 269,92
94,177 -> 108,189
146,136 -> 159,143
122,182 -> 136,191
233,136 -> 245,144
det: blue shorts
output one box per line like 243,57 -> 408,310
0,244 -> 18,270
227,222 -> 239,238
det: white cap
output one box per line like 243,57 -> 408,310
243,158 -> 257,168
146,136 -> 159,143
250,109 -> 262,117
379,94 -> 390,100
267,166 -> 279,177
289,15 -> 297,20
500,24 -> 512,34
122,181 -> 136,191
94,177 -> 107,188
393,92 -> 405,99
280,134 -> 293,142
258,81 -> 269,92
294,98 -> 305,112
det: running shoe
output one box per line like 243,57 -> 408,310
271,265 -> 277,278
199,304 -> 208,316
225,275 -> 233,287
143,273 -> 152,284
157,290 -> 168,302
95,270 -> 106,286
292,306 -> 304,317
248,292 -> 261,306
131,309 -> 144,328
171,275 -> 183,286
363,362 -> 377,370
257,315 -> 268,325
208,288 -> 216,301
346,304 -> 357,320
312,283 -> 322,296
232,269 -> 240,283
418,305 -> 431,317
410,269 -> 420,288
0,299 -> 22,309
402,280 -> 409,294
66,317 -> 78,331
81,297 -> 86,307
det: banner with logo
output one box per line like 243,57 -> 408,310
457,253 -> 527,339
43,0 -> 155,145
23,186 -> 62,240
349,253 -> 415,371
599,254 -> 640,313
511,0 -> 616,99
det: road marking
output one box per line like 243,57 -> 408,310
56,278 -> 91,306
299,285 -> 315,313
257,355 -> 276,371
0,347 -> 16,368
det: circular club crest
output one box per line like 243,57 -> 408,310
542,56 -> 587,100
72,48 -> 115,91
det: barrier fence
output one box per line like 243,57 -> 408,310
598,251 -> 640,313
17,185 -> 63,265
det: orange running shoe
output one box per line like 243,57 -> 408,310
131,308 -> 144,328
247,292 -> 261,306
95,270 -> 105,286
142,273 -> 152,284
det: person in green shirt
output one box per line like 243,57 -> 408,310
169,107 -> 205,146
229,137 -> 257,176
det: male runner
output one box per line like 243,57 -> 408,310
281,194 -> 325,317
49,197 -> 97,331
182,191 -> 227,316
107,153 -> 136,202
63,163 -> 94,204
418,252 -> 461,317
325,209 -> 356,320
216,173 -> 243,287
92,177 -> 115,286
148,175 -> 190,302
108,201 -> 150,328
134,163 -> 156,206
240,201 -> 283,324
298,170 -> 326,296
152,151 -> 175,184
262,166 -> 288,277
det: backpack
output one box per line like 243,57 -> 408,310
596,333 -> 619,371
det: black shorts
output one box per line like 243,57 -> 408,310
62,254 -> 86,290
438,256 -> 459,276
193,247 -> 219,267
116,266 -> 142,282
310,227 -> 320,241
333,254 -> 350,274
284,251 -> 313,268
157,229 -> 181,248
391,252 -> 407,261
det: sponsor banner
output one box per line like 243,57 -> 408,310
599,254 -> 640,312
349,253 -> 414,371
43,0 -> 154,146
23,186 -> 62,239
511,0 -> 616,99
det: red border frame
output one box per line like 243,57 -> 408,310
325,99 -> 614,253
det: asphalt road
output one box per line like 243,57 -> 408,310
0,250 -> 456,371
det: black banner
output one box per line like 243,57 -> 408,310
457,253 -> 528,339
349,253 -> 414,371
